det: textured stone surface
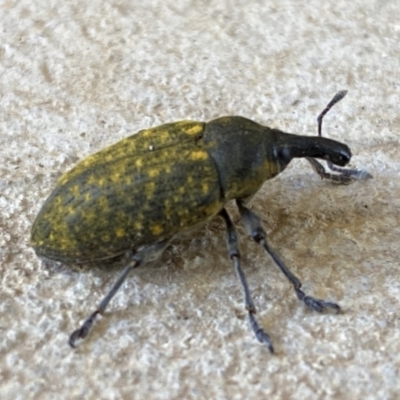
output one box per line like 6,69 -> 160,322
1,1 -> 399,399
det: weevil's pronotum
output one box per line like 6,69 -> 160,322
31,91 -> 371,351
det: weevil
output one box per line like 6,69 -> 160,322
31,91 -> 371,351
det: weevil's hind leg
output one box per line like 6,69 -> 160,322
69,239 -> 171,348
306,157 -> 372,185
219,208 -> 274,353
237,201 -> 340,314
307,90 -> 372,184
69,257 -> 141,348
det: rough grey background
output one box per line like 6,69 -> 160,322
1,0 -> 399,399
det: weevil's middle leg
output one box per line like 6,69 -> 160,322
237,201 -> 340,314
219,208 -> 274,353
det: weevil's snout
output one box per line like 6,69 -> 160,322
274,133 -> 352,168
324,144 -> 351,166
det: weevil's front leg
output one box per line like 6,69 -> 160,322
219,208 -> 274,353
237,201 -> 340,314
307,90 -> 372,184
306,157 -> 372,185
69,239 -> 171,348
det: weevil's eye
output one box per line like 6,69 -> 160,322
278,147 -> 292,163
326,149 -> 351,166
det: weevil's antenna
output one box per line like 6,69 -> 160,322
317,90 -> 347,137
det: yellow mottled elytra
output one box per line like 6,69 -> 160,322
31,121 -> 223,262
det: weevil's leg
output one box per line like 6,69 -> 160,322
325,160 -> 372,181
237,201 -> 340,314
69,257 -> 141,348
307,157 -> 372,184
219,208 -> 274,353
307,90 -> 372,183
307,157 -> 361,184
69,239 -> 171,348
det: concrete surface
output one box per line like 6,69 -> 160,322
1,0 -> 399,399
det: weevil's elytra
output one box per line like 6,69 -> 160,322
31,91 -> 372,351
32,120 -> 217,263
